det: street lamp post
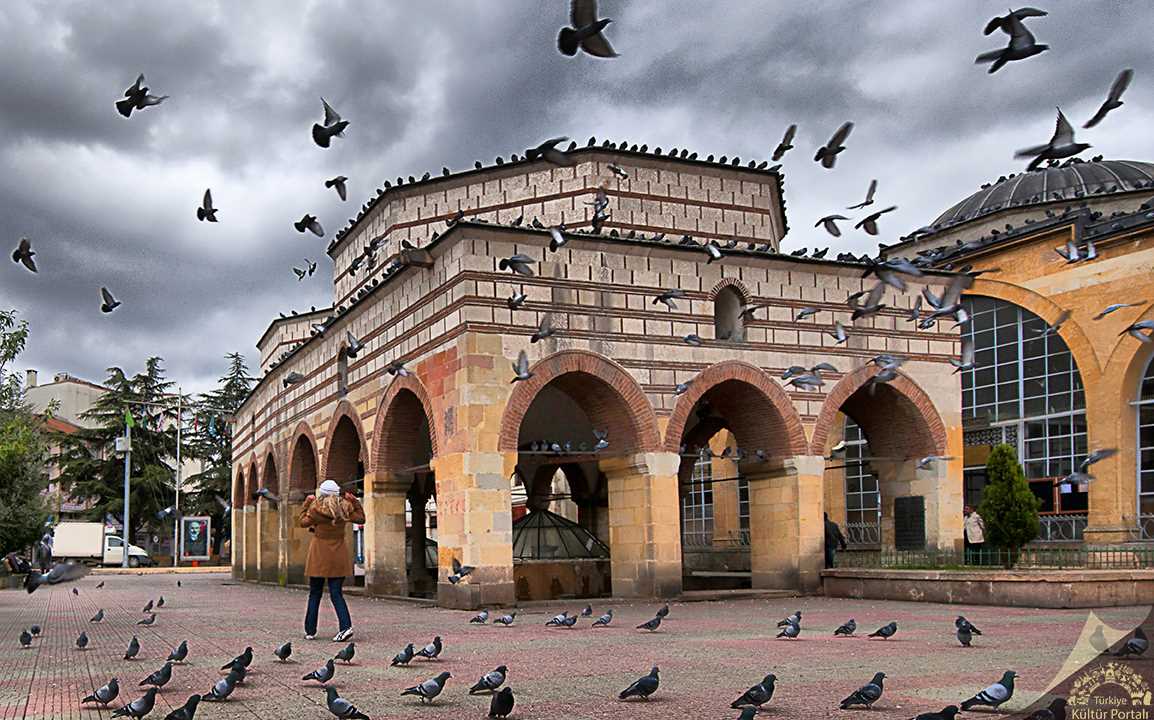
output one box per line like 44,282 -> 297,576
121,419 -> 132,569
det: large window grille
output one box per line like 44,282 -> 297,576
681,456 -> 714,546
1138,357 -> 1154,540
843,419 -> 880,545
960,296 -> 1088,523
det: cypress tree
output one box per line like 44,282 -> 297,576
977,443 -> 1041,567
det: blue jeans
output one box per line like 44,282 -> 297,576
305,577 -> 351,635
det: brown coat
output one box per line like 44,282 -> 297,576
298,495 -> 365,579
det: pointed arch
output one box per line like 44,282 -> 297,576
322,399 -> 369,483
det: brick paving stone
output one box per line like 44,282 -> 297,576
0,573 -> 1148,719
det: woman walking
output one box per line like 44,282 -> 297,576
299,480 -> 365,641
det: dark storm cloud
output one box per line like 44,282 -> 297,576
0,1 -> 1152,393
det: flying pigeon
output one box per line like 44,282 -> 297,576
1084,68 -> 1134,129
498,254 -> 535,276
83,678 -> 120,705
828,320 -> 848,344
295,214 -> 324,237
163,694 -> 200,720
1094,301 -> 1146,320
1015,109 -> 1090,171
201,670 -> 240,702
401,671 -> 451,703
869,622 -> 898,639
11,237 -> 36,272
848,179 -> 878,209
731,673 -> 776,709
138,662 -> 173,689
303,659 -> 337,685
961,671 -> 1017,710
100,287 -> 121,313
592,609 -> 614,627
325,175 -> 349,201
470,665 -> 508,694
816,214 -> 850,237
653,288 -> 687,311
416,636 -> 442,660
814,122 -> 854,169
312,98 -> 349,148
167,640 -> 188,663
115,74 -> 168,118
834,618 -> 857,636
124,635 -> 141,660
840,672 -> 886,709
619,666 -> 660,700
527,138 -> 575,167
1116,627 -> 1148,657
111,688 -> 158,719
975,12 -> 1048,73
607,163 -> 628,179
772,124 -> 796,161
950,338 -> 976,373
489,687 -> 515,718
283,371 -> 306,388
557,0 -> 617,58
636,615 -> 662,632
325,686 -> 370,719
391,643 -> 416,666
531,313 -> 555,343
90,608 -> 105,623
854,206 -> 897,236
511,350 -> 532,383
1122,319 -> 1154,342
197,189 -> 218,222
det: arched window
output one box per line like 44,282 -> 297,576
1137,357 -> 1154,539
959,296 -> 1088,539
681,454 -> 713,545
714,286 -> 745,342
843,419 -> 880,545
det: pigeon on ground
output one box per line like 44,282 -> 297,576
124,636 -> 141,660
1084,68 -> 1134,128
816,214 -> 850,237
73,587 -> 79,595
201,670 -> 240,702
97,581 -> 105,588
24,560 -> 91,592
112,688 -> 158,719
854,206 -> 897,236
494,612 -> 516,626
90,609 -> 105,623
163,694 -> 200,720
547,611 -> 571,627
303,659 -> 336,685
1015,109 -> 1090,171
592,609 -> 614,627
470,610 -> 489,624
83,678 -> 120,705
76,631 -> 89,650
619,666 -> 660,700
773,124 -> 796,161
335,642 -> 356,664
157,596 -> 165,608
325,686 -> 370,719
869,622 -> 898,639
19,629 -> 33,648
814,122 -> 854,168
139,662 -> 173,689
223,647 -> 253,670
840,672 -> 886,709
312,98 -> 349,148
914,706 -> 961,720
142,599 -> 154,613
835,619 -> 857,636
557,0 -> 617,58
777,611 -> 801,627
961,671 -> 1017,710
197,189 -> 218,222
325,176 -> 349,201
100,287 -> 121,313
776,622 -> 800,639
975,12 -> 1048,73
470,665 -> 508,694
489,687 -> 515,718
416,636 -> 442,660
295,214 -> 324,237
527,138 -> 575,167
654,604 -> 669,619
167,640 -> 188,663
581,604 -> 594,617
115,74 -> 168,117
273,642 -> 293,662
1116,627 -> 1148,657
731,673 -> 776,709
637,615 -> 662,632
391,643 -> 416,666
11,237 -> 36,272
137,613 -> 156,626
401,671 -> 451,703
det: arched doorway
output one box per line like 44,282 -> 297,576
231,467 -> 245,578
371,382 -> 438,598
1136,356 -> 1154,540
324,409 -> 367,584
286,429 -> 319,585
243,460 -> 258,580
664,362 -> 810,591
258,453 -> 279,583
959,295 -> 1089,542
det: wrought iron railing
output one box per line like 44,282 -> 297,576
1037,514 -> 1087,542
845,522 -> 881,547
681,530 -> 751,548
835,546 -> 1154,570
1141,514 -> 1154,541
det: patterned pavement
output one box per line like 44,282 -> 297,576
0,572 -> 1148,719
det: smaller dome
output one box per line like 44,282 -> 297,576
512,509 -> 609,560
932,159 -> 1154,228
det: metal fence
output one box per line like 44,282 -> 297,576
681,530 -> 751,548
835,545 -> 1154,570
1038,514 -> 1088,542
1142,515 -> 1154,541
845,521 -> 881,547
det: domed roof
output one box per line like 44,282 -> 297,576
932,159 -> 1154,228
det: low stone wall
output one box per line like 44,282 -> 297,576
822,568 -> 1154,608
514,560 -> 611,601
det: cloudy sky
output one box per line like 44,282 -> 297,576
1,1 -> 1152,394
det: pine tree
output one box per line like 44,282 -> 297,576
185,352 -> 254,554
976,443 -> 1041,567
54,357 -> 187,546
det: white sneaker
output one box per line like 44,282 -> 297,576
304,633 -> 315,640
332,628 -> 354,642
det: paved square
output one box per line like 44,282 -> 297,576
0,572 -> 1147,719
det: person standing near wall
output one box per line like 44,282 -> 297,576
963,505 -> 985,564
824,512 -> 848,569
299,480 -> 365,641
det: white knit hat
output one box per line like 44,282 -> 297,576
318,480 -> 341,496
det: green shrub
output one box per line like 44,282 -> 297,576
977,443 -> 1041,567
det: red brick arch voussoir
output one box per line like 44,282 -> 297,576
373,373 -> 440,478
287,420 -> 320,497
321,398 -> 370,481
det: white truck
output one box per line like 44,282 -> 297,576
52,522 -> 152,567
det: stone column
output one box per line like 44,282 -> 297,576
747,455 -> 825,592
433,451 -> 517,609
258,499 -> 278,583
871,457 -> 963,552
602,451 -> 683,599
363,468 -> 408,597
231,507 -> 243,580
277,496 -> 290,586
1084,394 -> 1133,543
242,505 -> 258,581
284,498 -> 309,585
